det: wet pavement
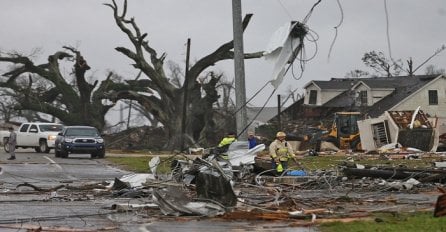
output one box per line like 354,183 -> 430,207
0,150 -> 319,231
0,150 -> 128,231
0,149 -> 441,231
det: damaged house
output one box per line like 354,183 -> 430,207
271,74 -> 446,151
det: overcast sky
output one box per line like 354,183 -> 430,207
1,0 -> 445,113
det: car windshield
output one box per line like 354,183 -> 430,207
65,128 -> 99,137
39,124 -> 63,132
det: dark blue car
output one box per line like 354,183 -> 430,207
55,126 -> 105,158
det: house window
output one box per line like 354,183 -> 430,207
359,91 -> 368,106
309,90 -> 317,105
428,90 -> 438,105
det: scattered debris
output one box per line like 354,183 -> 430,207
434,187 -> 446,217
5,139 -> 446,226
358,109 -> 438,152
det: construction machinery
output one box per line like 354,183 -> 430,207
318,112 -> 362,151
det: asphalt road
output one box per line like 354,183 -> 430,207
0,149 -> 316,232
0,149 -> 131,231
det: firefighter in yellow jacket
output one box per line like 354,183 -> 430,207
215,132 -> 237,159
269,131 -> 296,174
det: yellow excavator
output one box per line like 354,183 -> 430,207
317,112 -> 362,151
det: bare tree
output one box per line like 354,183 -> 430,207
362,51 -> 403,77
345,69 -> 369,78
358,46 -> 446,77
0,47 -> 150,130
104,0 -> 263,148
424,64 -> 446,75
0,0 -> 264,149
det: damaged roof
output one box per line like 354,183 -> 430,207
305,78 -> 356,90
321,75 -> 439,116
364,75 -> 438,117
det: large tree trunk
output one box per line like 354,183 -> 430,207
105,0 -> 263,149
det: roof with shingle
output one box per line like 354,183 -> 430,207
321,75 -> 439,116
364,75 -> 439,117
306,79 -> 356,90
356,79 -> 400,89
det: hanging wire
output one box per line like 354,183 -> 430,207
237,88 -> 277,138
276,0 -> 294,20
302,0 -> 323,24
233,81 -> 272,115
231,0 -> 323,138
286,27 -> 319,81
327,0 -> 344,61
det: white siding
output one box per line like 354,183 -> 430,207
304,83 -> 346,106
357,115 -> 398,151
304,85 -> 320,105
370,89 -> 394,105
390,76 -> 446,117
320,90 -> 345,105
353,83 -> 394,106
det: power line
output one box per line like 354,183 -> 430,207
276,0 -> 294,20
302,0 -> 322,24
327,0 -> 344,61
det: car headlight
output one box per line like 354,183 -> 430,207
64,138 -> 73,143
48,135 -> 57,141
96,138 -> 104,143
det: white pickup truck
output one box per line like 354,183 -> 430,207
3,122 -> 64,153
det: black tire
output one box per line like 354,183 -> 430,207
324,136 -> 340,148
39,140 -> 50,153
3,137 -> 8,145
4,139 -> 9,153
55,149 -> 61,158
97,150 -> 105,158
60,149 -> 68,158
351,137 -> 362,151
91,150 -> 105,159
35,147 -> 42,153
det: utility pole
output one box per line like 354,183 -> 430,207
232,0 -> 248,140
277,94 -> 281,130
180,38 -> 191,151
127,71 -> 143,130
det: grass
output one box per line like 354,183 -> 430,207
292,155 -> 440,171
106,152 -> 441,173
106,156 -> 175,173
318,212 -> 446,232
105,152 -> 445,231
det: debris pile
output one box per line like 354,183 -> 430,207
97,143 -> 446,225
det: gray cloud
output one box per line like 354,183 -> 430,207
1,0 -> 445,109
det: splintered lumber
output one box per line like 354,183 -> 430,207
434,187 -> 446,217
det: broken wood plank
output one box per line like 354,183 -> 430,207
434,187 -> 446,217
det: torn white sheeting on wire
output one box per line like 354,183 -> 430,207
264,21 -> 306,89
226,141 -> 266,167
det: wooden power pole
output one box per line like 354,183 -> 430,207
181,38 -> 191,151
232,0 -> 248,140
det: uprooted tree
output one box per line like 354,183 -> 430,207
0,0 -> 263,149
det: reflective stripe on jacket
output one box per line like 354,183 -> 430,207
218,137 -> 236,147
269,139 -> 294,161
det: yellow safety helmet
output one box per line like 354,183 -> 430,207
276,131 -> 286,138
